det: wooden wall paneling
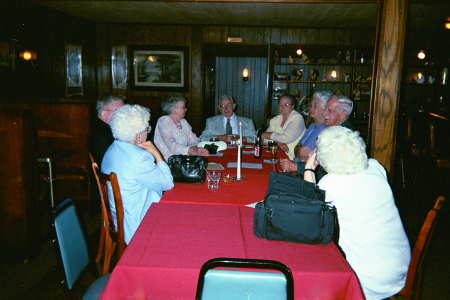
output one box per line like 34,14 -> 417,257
332,29 -> 347,45
253,27 -> 265,44
306,28 -> 320,44
239,27 -> 254,44
286,28 -> 298,44
227,26 -> 241,41
263,27 -> 272,44
161,25 -> 176,45
236,56 -> 246,117
270,28 -> 282,44
96,25 -> 111,96
0,110 -> 40,261
190,26 -> 203,135
254,56 -> 269,128
298,28 -> 308,45
372,0 -> 408,175
318,29 -> 335,45
201,26 -> 214,43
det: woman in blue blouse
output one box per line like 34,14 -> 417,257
102,104 -> 173,244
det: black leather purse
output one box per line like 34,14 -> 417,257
254,172 -> 337,245
167,155 -> 208,184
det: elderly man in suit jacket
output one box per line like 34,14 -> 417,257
200,95 -> 257,143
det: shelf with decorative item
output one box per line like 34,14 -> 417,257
274,80 -> 352,84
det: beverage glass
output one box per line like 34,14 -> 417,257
230,135 -> 238,146
269,144 -> 279,162
207,171 -> 221,189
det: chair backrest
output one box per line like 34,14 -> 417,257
196,257 -> 294,300
402,196 -> 445,300
91,162 -> 126,259
53,198 -> 90,289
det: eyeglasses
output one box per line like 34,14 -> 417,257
220,104 -> 233,108
145,125 -> 152,133
278,103 -> 293,107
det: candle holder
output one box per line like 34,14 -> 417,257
235,176 -> 246,182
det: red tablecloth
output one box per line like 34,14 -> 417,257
161,145 -> 287,205
101,202 -> 364,300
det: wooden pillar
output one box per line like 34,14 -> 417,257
371,0 -> 408,175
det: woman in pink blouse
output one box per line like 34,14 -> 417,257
154,93 -> 209,161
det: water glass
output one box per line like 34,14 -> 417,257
207,171 -> 221,189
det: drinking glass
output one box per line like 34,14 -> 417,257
229,135 -> 238,147
207,171 -> 221,189
269,144 -> 279,163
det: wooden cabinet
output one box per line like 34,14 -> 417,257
268,44 -> 374,137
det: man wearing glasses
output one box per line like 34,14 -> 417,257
280,94 -> 358,175
89,94 -> 124,164
261,94 -> 306,160
200,95 -> 257,143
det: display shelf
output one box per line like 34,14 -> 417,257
268,44 -> 374,139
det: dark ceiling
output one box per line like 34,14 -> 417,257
32,1 -> 450,30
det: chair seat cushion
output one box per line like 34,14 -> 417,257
201,270 -> 287,300
82,273 -> 111,300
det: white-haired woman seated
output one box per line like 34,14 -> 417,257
304,126 -> 411,300
154,93 -> 209,161
102,104 -> 174,244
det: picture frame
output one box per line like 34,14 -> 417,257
65,43 -> 83,98
130,45 -> 189,91
0,39 -> 15,71
111,45 -> 128,89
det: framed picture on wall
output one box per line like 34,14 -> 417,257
111,45 -> 127,89
0,39 -> 15,70
130,45 -> 189,91
65,43 -> 83,98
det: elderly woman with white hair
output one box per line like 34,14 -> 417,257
294,90 -> 331,162
102,104 -> 173,244
304,126 -> 411,300
154,93 -> 209,161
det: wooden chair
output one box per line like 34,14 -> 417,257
91,160 -> 126,275
390,196 -> 445,300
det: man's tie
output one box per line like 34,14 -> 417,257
226,118 -> 232,134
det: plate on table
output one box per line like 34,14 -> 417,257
198,141 -> 227,151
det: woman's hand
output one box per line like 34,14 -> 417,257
277,141 -> 289,153
261,132 -> 272,140
303,152 -> 318,183
138,141 -> 164,162
197,147 -> 209,156
305,152 -> 319,170
188,146 -> 209,156
280,158 -> 297,172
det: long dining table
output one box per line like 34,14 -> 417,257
161,144 -> 285,205
100,144 -> 364,300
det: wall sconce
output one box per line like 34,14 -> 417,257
331,70 -> 337,81
20,50 -> 37,61
243,68 -> 249,81
296,49 -> 302,55
443,21 -> 450,30
417,51 -> 425,59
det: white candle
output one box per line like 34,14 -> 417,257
237,122 -> 242,179
239,122 -> 243,144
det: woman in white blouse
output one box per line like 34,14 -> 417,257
303,126 -> 411,300
154,93 -> 209,161
261,93 -> 306,159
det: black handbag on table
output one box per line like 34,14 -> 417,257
254,172 -> 337,245
167,155 -> 208,184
